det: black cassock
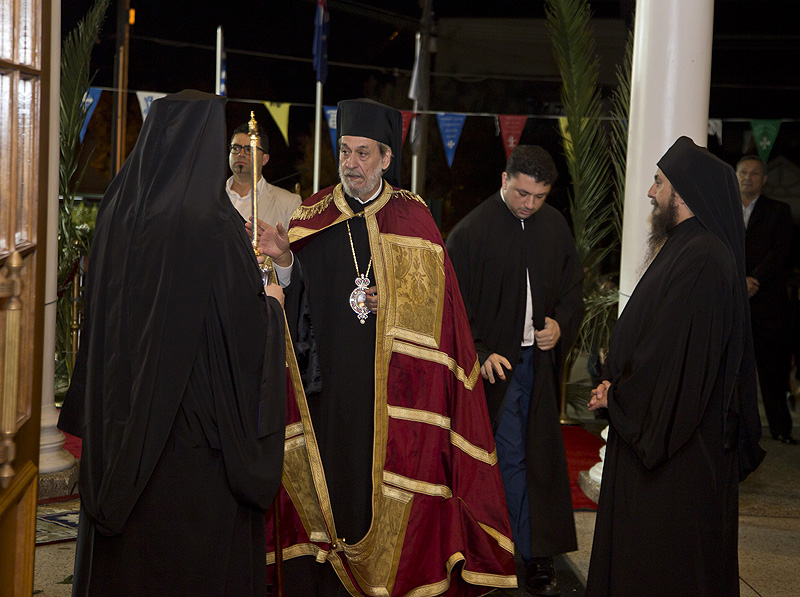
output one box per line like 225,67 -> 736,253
586,218 -> 744,596
58,91 -> 286,595
447,193 -> 584,557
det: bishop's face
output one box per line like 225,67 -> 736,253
338,136 -> 391,199
501,171 -> 552,220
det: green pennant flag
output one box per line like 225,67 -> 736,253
750,119 -> 781,163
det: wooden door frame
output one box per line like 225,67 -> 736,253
0,0 -> 55,593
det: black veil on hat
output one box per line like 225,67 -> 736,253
336,98 -> 403,187
59,90 -> 281,534
658,136 -> 745,269
658,136 -> 765,480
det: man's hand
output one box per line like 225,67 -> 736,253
746,276 -> 760,298
365,285 -> 378,313
264,281 -> 285,307
246,219 -> 292,267
481,353 -> 512,384
588,380 -> 611,411
534,317 -> 561,351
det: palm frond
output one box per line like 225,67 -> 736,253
546,0 -> 633,368
56,0 -> 109,395
608,30 -> 634,241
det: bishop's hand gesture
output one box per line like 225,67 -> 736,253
247,218 -> 292,267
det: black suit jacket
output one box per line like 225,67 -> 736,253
745,195 -> 792,324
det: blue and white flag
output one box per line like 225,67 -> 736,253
324,105 -> 337,153
313,0 -> 329,84
436,113 -> 466,168
80,87 -> 102,142
136,91 -> 167,122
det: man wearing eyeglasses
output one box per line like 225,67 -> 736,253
226,123 -> 301,229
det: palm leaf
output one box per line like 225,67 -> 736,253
545,0 -> 633,375
56,0 -> 109,396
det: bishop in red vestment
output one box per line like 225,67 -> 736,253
258,99 -> 516,596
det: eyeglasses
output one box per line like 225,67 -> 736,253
230,144 -> 265,156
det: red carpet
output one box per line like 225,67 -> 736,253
60,427 -> 602,509
562,425 -> 604,510
63,432 -> 82,459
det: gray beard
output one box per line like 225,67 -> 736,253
339,164 -> 384,200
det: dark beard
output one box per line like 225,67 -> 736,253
644,197 -> 678,265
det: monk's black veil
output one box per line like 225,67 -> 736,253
658,136 -> 765,479
60,90 -> 286,535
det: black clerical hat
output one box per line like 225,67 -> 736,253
336,98 -> 402,187
657,136 -> 743,266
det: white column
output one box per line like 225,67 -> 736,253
40,3 -> 75,475
588,0 -> 715,493
618,0 -> 715,312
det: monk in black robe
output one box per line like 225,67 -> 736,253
58,91 -> 286,595
586,137 -> 765,596
447,145 -> 583,596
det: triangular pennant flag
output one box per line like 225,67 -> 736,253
400,110 -> 413,146
135,91 -> 167,122
707,119 -> 723,145
750,119 -> 781,163
498,114 -> 528,159
264,102 -> 291,146
324,105 -> 338,155
436,113 -> 466,168
80,87 -> 102,142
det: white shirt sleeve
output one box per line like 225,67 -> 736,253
273,252 -> 295,288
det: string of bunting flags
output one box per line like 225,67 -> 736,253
83,87 -> 790,165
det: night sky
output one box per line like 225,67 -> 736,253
62,0 -> 800,226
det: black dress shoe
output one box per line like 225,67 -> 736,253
525,557 -> 560,596
773,434 -> 798,445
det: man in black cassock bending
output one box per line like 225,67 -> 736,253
58,91 -> 287,595
586,137 -> 765,596
447,145 -> 584,596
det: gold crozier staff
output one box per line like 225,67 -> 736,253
248,112 -> 275,284
247,112 -> 283,595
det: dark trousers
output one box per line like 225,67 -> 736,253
753,324 -> 794,437
495,346 -> 534,563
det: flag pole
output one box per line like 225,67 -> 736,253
215,26 -> 224,95
408,0 -> 433,195
313,81 -> 322,193
312,0 -> 328,193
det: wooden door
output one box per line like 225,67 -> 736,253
0,0 -> 54,594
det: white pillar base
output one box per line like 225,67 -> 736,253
39,394 -> 75,474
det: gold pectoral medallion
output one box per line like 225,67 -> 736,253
349,276 -> 371,324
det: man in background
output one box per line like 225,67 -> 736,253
227,122 -> 301,229
447,145 -> 583,596
737,154 -> 796,444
